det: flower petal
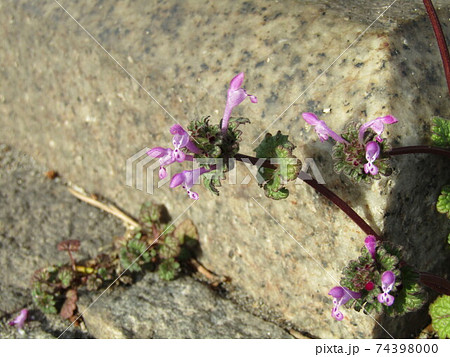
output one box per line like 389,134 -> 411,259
380,115 -> 398,124
302,112 -> 320,126
229,72 -> 245,90
364,235 -> 377,259
147,147 -> 170,158
365,141 -> 380,163
159,167 -> 167,179
170,172 -> 186,188
381,270 -> 396,291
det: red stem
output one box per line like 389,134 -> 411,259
419,271 -> 450,295
423,0 -> 450,96
234,153 -> 380,239
67,251 -> 76,271
302,178 -> 380,239
388,145 -> 450,159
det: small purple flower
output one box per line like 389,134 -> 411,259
147,124 -> 198,179
363,141 -> 380,175
377,271 -> 396,306
221,72 -> 257,133
9,309 -> 28,331
169,124 -> 201,155
170,167 -> 209,200
358,115 -> 398,144
364,235 -> 377,260
301,113 -> 348,144
328,286 -> 361,321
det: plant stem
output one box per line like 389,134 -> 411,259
419,271 -> 450,295
303,178 -> 380,238
234,153 -> 380,239
388,145 -> 450,159
423,0 -> 450,96
67,251 -> 76,271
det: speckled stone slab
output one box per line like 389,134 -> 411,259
1,0 -> 449,338
77,273 -> 293,339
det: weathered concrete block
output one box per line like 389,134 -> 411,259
1,0 -> 449,337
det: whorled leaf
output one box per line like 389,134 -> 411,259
333,122 -> 392,184
254,131 -> 301,200
340,241 -> 426,317
189,116 -> 250,196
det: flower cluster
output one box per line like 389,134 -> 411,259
147,73 -> 257,200
302,113 -> 398,182
328,235 -> 397,321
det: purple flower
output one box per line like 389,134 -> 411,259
169,124 -> 201,155
301,113 -> 348,144
221,72 -> 257,133
147,124 -> 198,179
170,167 -> 209,200
328,286 -> 361,321
358,115 -> 398,144
363,141 -> 380,176
9,309 -> 28,331
377,271 -> 396,306
364,235 -> 377,260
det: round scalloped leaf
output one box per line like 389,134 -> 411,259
431,117 -> 450,147
429,295 -> 450,338
254,131 -> 301,200
157,258 -> 180,281
436,185 -> 450,218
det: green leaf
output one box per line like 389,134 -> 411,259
31,282 -> 58,314
158,258 -> 180,281
254,131 -> 301,200
385,266 -> 427,317
57,268 -> 73,289
437,185 -> 450,218
202,170 -> 224,196
254,131 -> 295,158
158,235 -> 181,259
431,117 -> 450,147
119,237 -> 152,272
429,295 -> 450,338
139,202 -> 167,229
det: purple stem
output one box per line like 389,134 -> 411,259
234,153 -> 380,239
419,271 -> 450,295
388,146 -> 450,159
423,0 -> 450,96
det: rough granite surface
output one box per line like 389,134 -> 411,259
78,273 -> 292,339
1,0 -> 450,338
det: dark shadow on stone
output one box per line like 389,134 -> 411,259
371,12 -> 450,338
301,142 -> 380,233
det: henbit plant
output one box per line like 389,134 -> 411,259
31,202 -> 199,321
146,70 -> 449,326
146,1 -> 450,328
